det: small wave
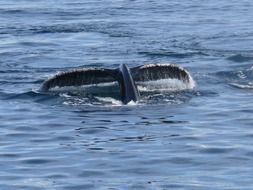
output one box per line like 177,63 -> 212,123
139,51 -> 208,58
28,23 -> 135,37
216,67 -> 253,90
3,90 -> 63,105
0,9 -> 26,14
4,91 -> 41,100
227,54 -> 253,63
1,21 -> 135,37
217,67 -> 253,80
31,24 -> 90,34
230,83 -> 253,89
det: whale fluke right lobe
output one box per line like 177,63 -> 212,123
131,64 -> 190,83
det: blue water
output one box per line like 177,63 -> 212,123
1,0 -> 253,189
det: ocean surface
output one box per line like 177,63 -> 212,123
1,0 -> 253,189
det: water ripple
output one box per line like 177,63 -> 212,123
1,0 -> 253,189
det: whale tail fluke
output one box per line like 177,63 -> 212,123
40,64 -> 193,104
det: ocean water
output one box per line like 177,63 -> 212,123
1,0 -> 253,189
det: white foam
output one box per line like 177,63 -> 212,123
237,71 -> 247,79
59,93 -> 72,98
126,100 -> 137,106
95,96 -> 123,106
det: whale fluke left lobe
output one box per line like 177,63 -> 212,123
40,68 -> 118,91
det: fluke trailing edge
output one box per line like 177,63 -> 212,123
40,64 -> 192,104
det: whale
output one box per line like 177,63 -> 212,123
40,63 -> 192,104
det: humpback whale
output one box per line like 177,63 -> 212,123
40,64 -> 192,104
